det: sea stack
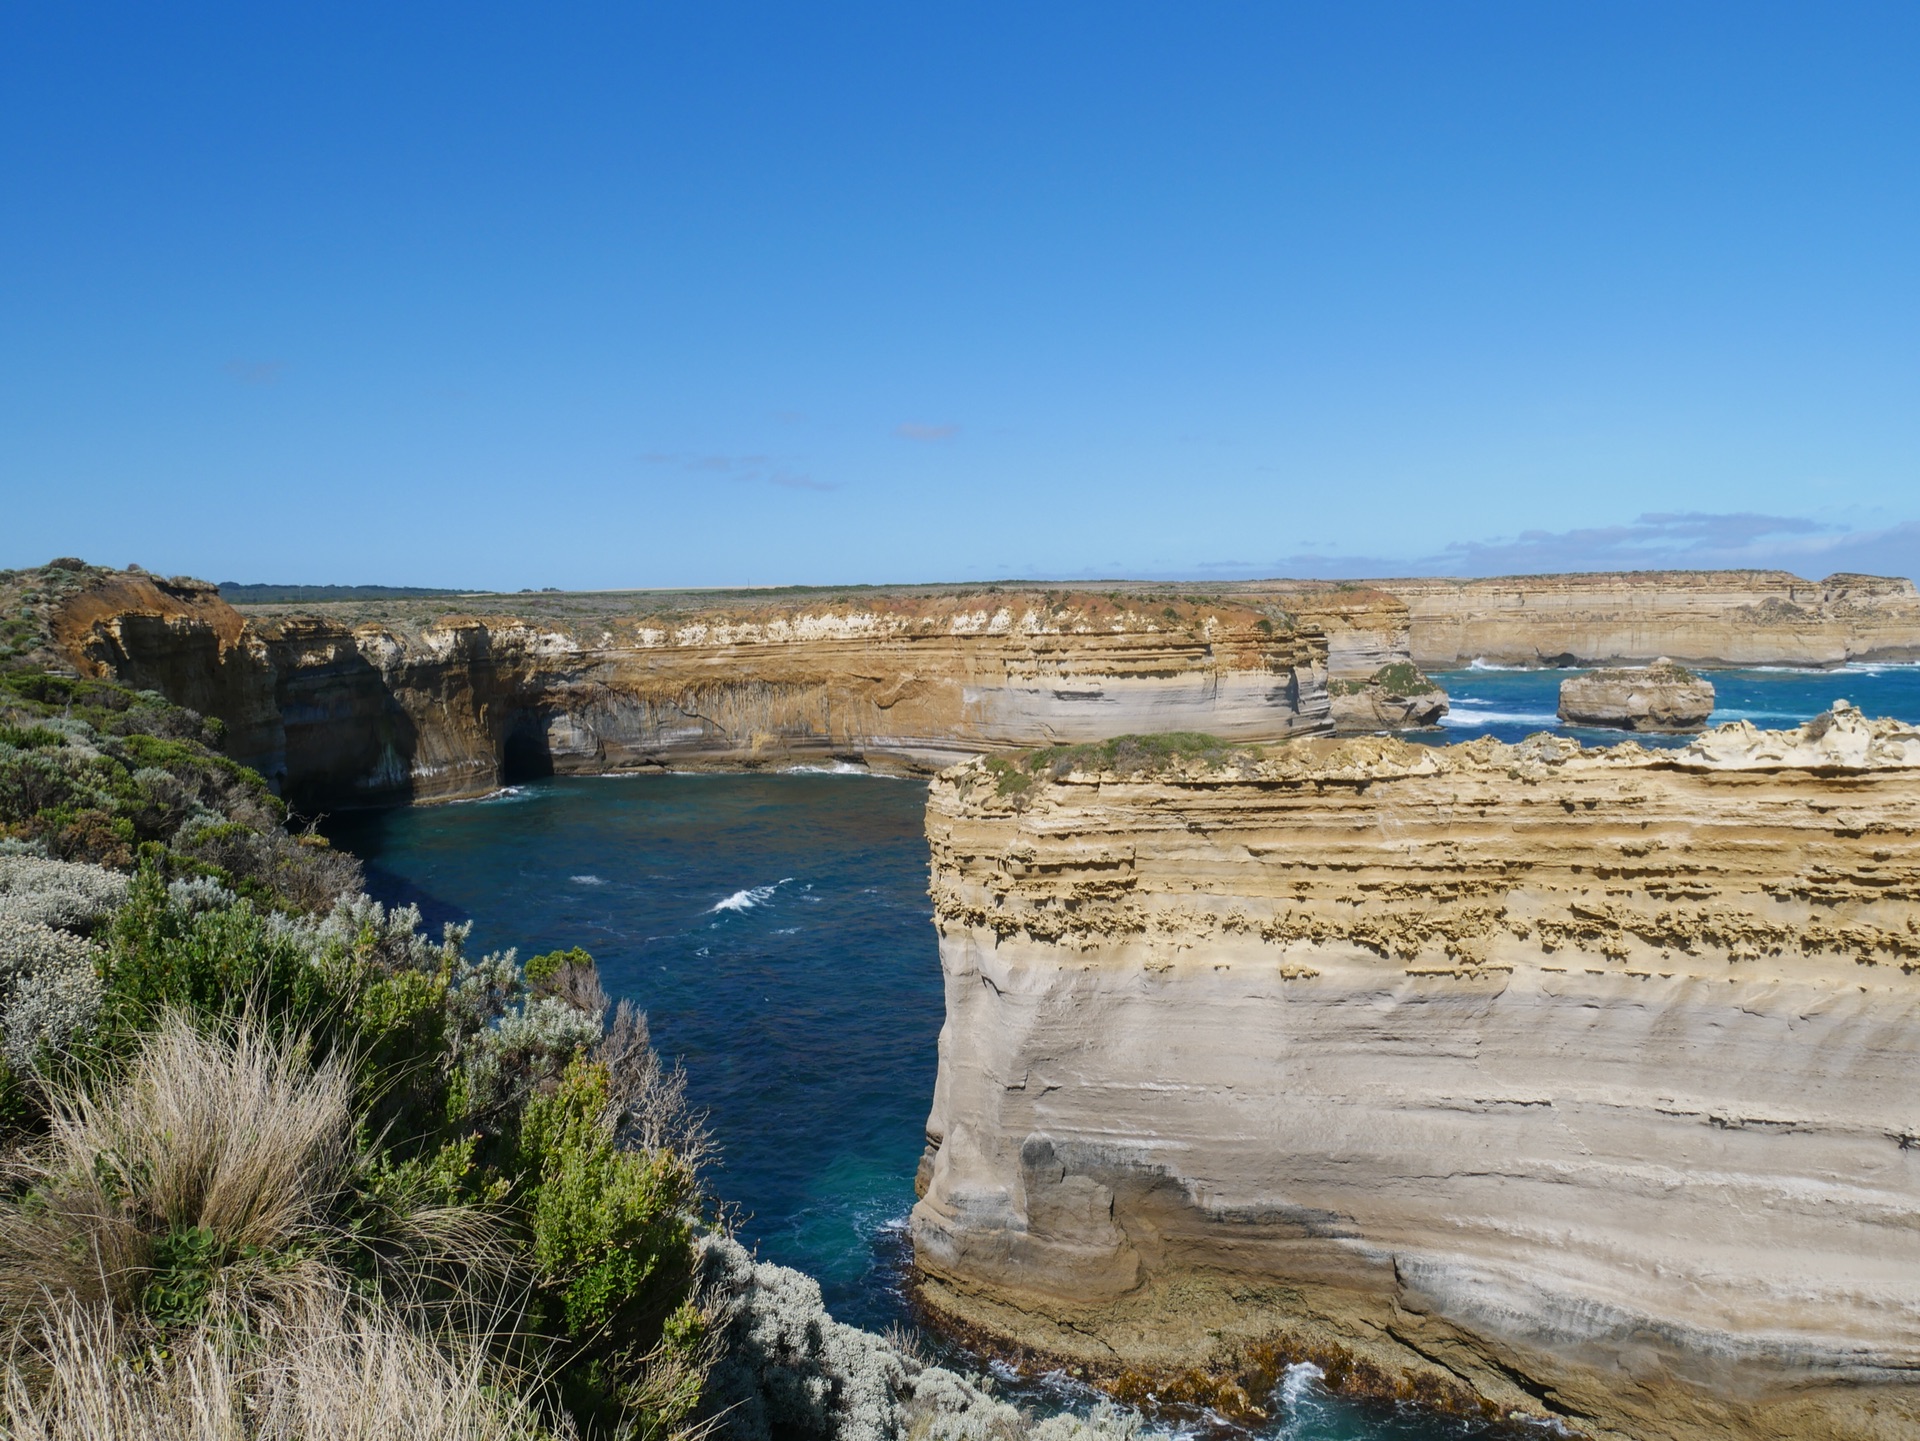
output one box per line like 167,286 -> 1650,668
1557,657 -> 1715,731
1325,660 -> 1449,731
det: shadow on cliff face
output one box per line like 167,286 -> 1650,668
276,649 -> 423,812
501,712 -> 556,784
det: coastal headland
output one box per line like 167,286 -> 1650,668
11,557 -> 1920,1436
22,564 -> 1920,811
912,708 -> 1920,1440
35,568 -> 1331,809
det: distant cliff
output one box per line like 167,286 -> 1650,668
914,710 -> 1920,1440
41,569 -> 1332,809
1384,570 -> 1920,668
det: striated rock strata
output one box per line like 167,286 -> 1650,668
1557,659 -> 1716,732
1387,570 -> 1920,669
43,570 -> 1331,809
913,707 -> 1920,1440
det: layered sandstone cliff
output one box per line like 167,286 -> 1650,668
913,709 -> 1920,1440
1387,570 -> 1920,669
44,570 -> 1331,809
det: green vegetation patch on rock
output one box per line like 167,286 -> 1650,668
1326,661 -> 1440,698
981,732 -> 1253,800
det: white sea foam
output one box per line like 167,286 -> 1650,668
1273,1361 -> 1329,1439
781,761 -> 875,776
1278,1361 -> 1323,1408
709,878 -> 793,914
571,874 -> 605,886
1442,707 -> 1561,728
452,784 -> 532,805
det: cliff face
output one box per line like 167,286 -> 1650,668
1390,570 -> 1920,669
49,575 -> 1331,808
914,709 -> 1920,1440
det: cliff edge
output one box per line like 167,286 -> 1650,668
914,708 -> 1920,1440
33,567 -> 1334,808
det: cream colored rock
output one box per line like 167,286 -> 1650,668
49,574 -> 1333,808
1384,570 -> 1920,669
1556,658 -> 1715,731
913,718 -> 1920,1440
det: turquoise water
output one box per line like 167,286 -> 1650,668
321,669 -> 1920,1437
1428,662 -> 1920,746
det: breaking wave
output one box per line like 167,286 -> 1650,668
1441,706 -> 1560,727
709,878 -> 793,913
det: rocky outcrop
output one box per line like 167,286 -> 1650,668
913,709 -> 1920,1440
698,1234 -> 1165,1441
1557,659 -> 1715,732
1388,570 -> 1920,669
1325,661 -> 1448,731
1191,584 -> 1452,730
43,571 -> 1332,809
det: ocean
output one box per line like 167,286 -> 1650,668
323,667 -> 1920,1439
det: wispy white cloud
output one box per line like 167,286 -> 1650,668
896,422 -> 958,442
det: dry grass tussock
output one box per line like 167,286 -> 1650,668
0,1013 -> 355,1336
1,1295 -> 573,1441
0,1012 -> 506,1348
0,1013 -> 579,1438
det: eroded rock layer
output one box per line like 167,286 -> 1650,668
913,708 -> 1920,1440
1384,570 -> 1920,669
46,572 -> 1330,808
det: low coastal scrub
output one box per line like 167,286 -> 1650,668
0,853 -> 711,1437
1325,661 -> 1439,699
0,658 -> 1174,1441
980,733 -> 1242,798
0,667 -> 357,907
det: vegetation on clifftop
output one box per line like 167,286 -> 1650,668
980,733 -> 1248,798
0,662 -> 714,1438
1325,661 -> 1440,698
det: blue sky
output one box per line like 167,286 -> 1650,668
3,3 -> 1917,588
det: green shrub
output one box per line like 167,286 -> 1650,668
1369,661 -> 1438,696
518,1056 -> 702,1431
0,669 -> 347,906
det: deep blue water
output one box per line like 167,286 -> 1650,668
1428,662 -> 1920,745
327,771 -> 939,1331
321,667 -> 1920,1438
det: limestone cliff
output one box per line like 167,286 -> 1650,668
913,708 -> 1920,1440
45,571 -> 1331,809
1387,570 -> 1920,669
